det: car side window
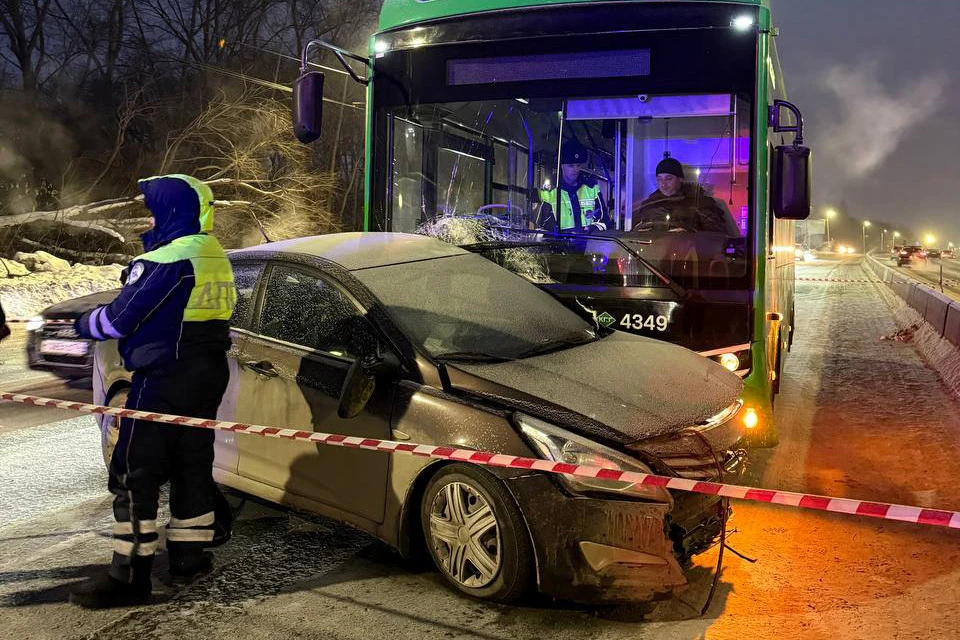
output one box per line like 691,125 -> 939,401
257,264 -> 375,357
230,261 -> 264,330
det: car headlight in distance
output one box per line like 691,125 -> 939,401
26,316 -> 44,332
516,413 -> 672,503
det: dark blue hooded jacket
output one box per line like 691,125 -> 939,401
77,175 -> 236,372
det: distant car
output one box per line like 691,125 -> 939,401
94,232 -> 749,605
942,249 -> 956,259
26,290 -> 119,382
794,244 -> 814,262
926,248 -> 942,258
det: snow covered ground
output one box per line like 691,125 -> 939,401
0,264 -> 123,320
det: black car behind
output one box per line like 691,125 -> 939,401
26,290 -> 118,382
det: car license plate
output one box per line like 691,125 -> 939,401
40,339 -> 89,356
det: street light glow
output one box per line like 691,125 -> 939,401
825,209 -> 837,219
863,220 -> 871,227
926,234 -> 936,245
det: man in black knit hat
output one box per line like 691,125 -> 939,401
633,157 -> 739,235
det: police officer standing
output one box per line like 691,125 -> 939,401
70,174 -> 237,609
536,140 -> 611,233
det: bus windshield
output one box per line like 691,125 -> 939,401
384,92 -> 752,290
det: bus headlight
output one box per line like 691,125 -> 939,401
719,353 -> 740,372
516,414 -> 671,503
709,348 -> 751,376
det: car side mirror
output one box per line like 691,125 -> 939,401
336,349 -> 401,419
771,144 -> 812,220
292,71 -> 325,144
337,358 -> 376,419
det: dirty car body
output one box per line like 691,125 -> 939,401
95,232 -> 747,604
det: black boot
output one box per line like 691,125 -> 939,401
168,550 -> 214,585
69,559 -> 152,610
210,487 -> 233,548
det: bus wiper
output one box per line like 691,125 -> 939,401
433,351 -> 512,363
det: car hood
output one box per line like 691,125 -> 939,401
42,290 -> 120,319
449,331 -> 743,443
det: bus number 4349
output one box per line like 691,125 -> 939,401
620,314 -> 669,332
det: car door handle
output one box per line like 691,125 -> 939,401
244,360 -> 279,378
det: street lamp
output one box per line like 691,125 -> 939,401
825,208 -> 837,245
881,228 -> 888,251
862,220 -> 871,254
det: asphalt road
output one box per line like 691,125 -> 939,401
2,263 -> 960,639
886,254 -> 960,300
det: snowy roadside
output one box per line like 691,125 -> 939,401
0,264 -> 123,320
874,276 -> 960,401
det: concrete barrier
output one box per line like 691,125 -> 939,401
946,305 -> 960,348
866,253 -> 960,344
924,292 -> 951,336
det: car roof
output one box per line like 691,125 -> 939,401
229,232 -> 469,271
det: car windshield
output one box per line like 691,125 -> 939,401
353,252 -> 598,360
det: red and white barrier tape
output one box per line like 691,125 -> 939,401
3,391 -> 960,530
796,277 -> 889,284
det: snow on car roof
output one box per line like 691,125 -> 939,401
229,232 -> 468,271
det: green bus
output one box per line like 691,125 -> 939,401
294,0 -> 811,447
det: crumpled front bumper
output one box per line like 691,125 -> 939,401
504,473 -> 696,604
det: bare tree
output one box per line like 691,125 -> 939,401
159,86 -> 340,247
0,0 -> 53,91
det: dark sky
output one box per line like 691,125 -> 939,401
772,0 -> 960,245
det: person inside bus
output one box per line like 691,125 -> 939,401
535,140 -> 611,233
632,157 -> 740,235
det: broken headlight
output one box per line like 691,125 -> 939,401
516,413 -> 672,503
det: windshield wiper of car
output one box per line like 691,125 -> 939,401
433,351 -> 513,363
514,333 -> 598,359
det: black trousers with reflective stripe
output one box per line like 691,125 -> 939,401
108,355 -> 229,582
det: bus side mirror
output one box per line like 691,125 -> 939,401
771,144 -> 812,220
293,71 -> 325,143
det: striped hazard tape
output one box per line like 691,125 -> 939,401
796,277 -> 889,284
3,391 -> 960,530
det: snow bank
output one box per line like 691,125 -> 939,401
878,283 -> 960,401
0,264 -> 123,319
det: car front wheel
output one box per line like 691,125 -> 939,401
421,463 -> 534,603
100,387 -> 128,468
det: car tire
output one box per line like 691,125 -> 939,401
100,387 -> 129,469
421,464 -> 534,603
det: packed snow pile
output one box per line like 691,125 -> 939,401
0,263 -> 123,319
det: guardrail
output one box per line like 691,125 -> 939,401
865,254 -> 960,347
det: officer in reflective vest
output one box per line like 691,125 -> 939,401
71,174 -> 237,609
536,140 -> 611,232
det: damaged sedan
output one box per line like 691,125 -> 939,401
95,232 -> 749,604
